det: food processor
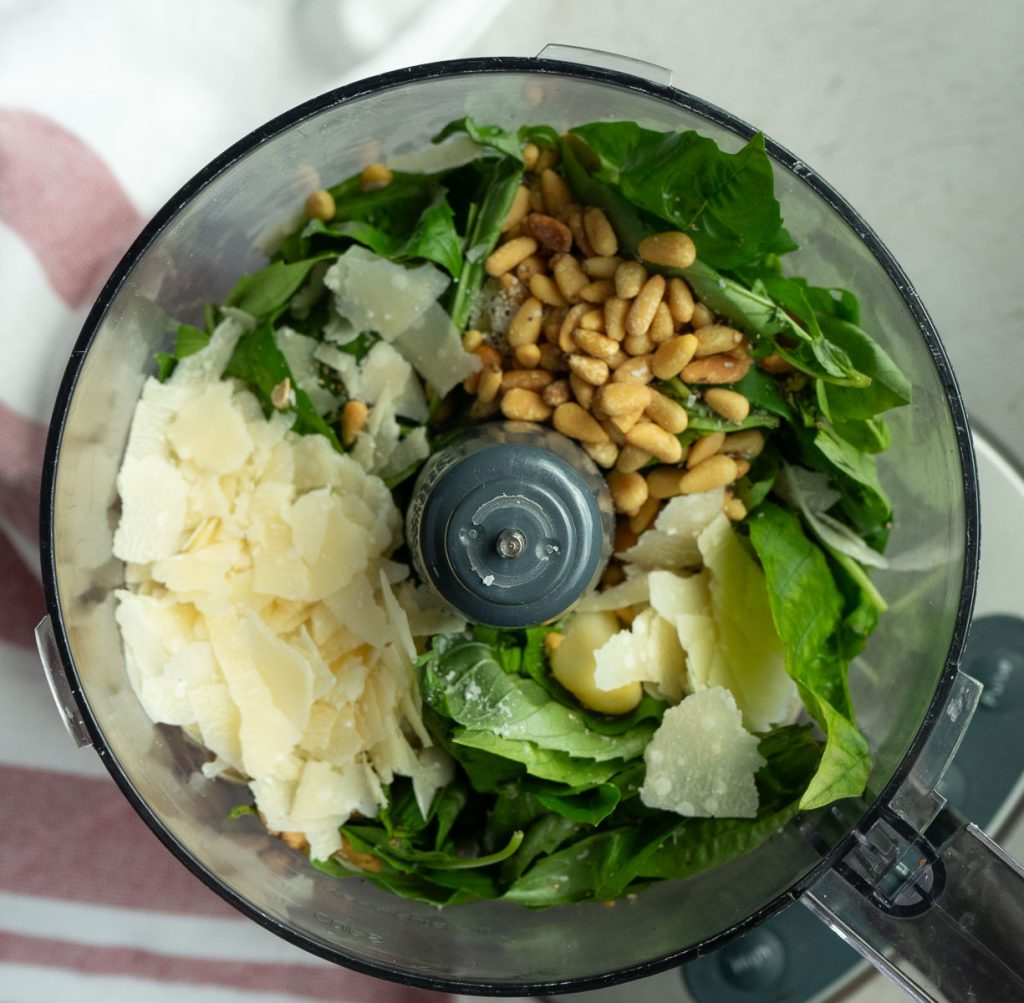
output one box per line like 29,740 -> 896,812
35,45 -> 1024,1000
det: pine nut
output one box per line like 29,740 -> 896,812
553,402 -> 609,444
341,399 -> 368,446
602,562 -> 626,588
723,429 -> 765,459
626,422 -> 684,464
499,272 -> 528,304
607,349 -> 630,369
540,169 -> 573,216
574,328 -> 620,362
470,396 -> 501,420
570,373 -> 595,410
502,369 -> 554,392
667,277 -> 695,325
691,302 -> 715,328
615,261 -> 647,299
609,408 -> 645,435
538,343 -> 565,371
526,213 -> 573,254
724,495 -> 748,521
559,303 -> 589,345
508,297 -> 544,347
530,273 -> 568,307
614,521 -> 638,554
704,387 -> 750,423
485,236 -> 538,277
734,458 -> 751,478
579,279 -> 615,303
562,205 -> 594,257
682,347 -> 751,384
305,189 -> 335,221
583,256 -> 623,279
594,383 -> 654,416
534,146 -> 559,174
584,440 -> 619,468
568,353 -> 610,386
649,302 -> 675,343
522,143 -> 540,171
604,297 -> 629,341
474,344 -> 502,369
626,274 -> 666,338
544,629 -> 564,651
553,253 -> 589,302
638,231 -> 697,269
680,454 -> 738,494
608,471 -> 648,515
462,329 -> 483,352
542,379 -> 571,407
584,207 -> 618,257
502,185 -> 531,233
645,392 -> 689,434
687,431 -> 726,468
616,444 -> 653,473
528,186 -> 545,212
579,309 -> 605,332
611,354 -> 654,384
477,365 -> 503,403
629,496 -> 661,534
624,331 -> 655,356
651,334 -> 699,380
515,343 -> 541,368
647,465 -> 686,499
600,416 -> 626,446
694,324 -> 744,357
759,353 -> 799,373
515,255 -> 546,283
501,387 -> 552,422
359,163 -> 393,192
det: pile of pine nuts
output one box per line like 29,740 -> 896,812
462,146 -> 766,553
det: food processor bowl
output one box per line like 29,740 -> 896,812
39,48 -> 1019,999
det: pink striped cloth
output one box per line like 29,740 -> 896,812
0,2 -> 510,1000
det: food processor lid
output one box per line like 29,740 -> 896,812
413,440 -> 609,626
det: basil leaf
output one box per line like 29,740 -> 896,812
226,255 -> 335,322
155,323 -> 209,381
501,815 -> 582,884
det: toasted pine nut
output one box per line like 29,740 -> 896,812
540,169 -> 573,216
649,302 -> 675,343
722,428 -> 765,459
538,343 -> 565,371
687,431 -> 726,469
305,189 -> 335,220
607,349 -> 630,369
583,255 -> 623,279
583,207 -> 618,257
638,231 -> 696,269
602,562 -> 626,588
515,343 -> 541,368
599,416 -> 626,446
462,329 -> 483,352
680,454 -> 738,494
501,369 -> 554,392
570,373 -> 595,410
645,392 -> 689,434
543,629 -> 564,651
542,379 -> 571,407
501,387 -> 552,422
552,253 -> 589,303
611,354 -> 654,384
477,365 -> 503,403
522,143 -> 540,171
528,185 -> 545,212
609,408 -> 645,435
341,399 -> 368,446
561,205 -> 594,257
724,495 -> 748,521
579,309 -> 605,332
604,297 -> 629,341
553,402 -> 609,444
530,273 -> 568,307
584,440 -> 619,468
574,328 -> 620,362
691,302 -> 715,328
359,163 -> 393,192
271,377 -> 292,409
474,344 -> 502,369
594,383 -> 655,416
667,277 -> 695,325
526,212 -> 573,253
579,279 -> 615,304
615,605 -> 638,626
485,236 -> 538,277
499,272 -> 528,304
626,422 -> 684,464
508,297 -> 544,347
559,302 -> 589,345
615,261 -> 647,299
704,387 -> 750,423
759,353 -> 799,373
608,471 -> 648,515
646,465 -> 686,499
534,145 -> 559,174
651,334 -> 699,380
616,444 -> 653,473
694,324 -> 744,357
502,185 -> 531,233
624,331 -> 655,356
515,255 -> 546,283
682,347 -> 751,384
470,396 -> 501,420
568,353 -> 610,386
614,522 -> 638,553
629,496 -> 661,534
734,458 -> 751,478
626,274 -> 666,338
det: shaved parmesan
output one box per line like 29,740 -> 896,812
358,341 -> 428,422
577,570 -> 650,612
641,687 -> 765,818
621,489 -> 725,569
277,327 -> 339,416
113,456 -> 190,563
592,608 -> 687,703
551,611 -> 642,715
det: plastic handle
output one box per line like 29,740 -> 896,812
535,44 -> 673,86
800,670 -> 1024,1000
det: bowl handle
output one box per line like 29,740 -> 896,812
801,670 -> 1024,1000
535,44 -> 673,86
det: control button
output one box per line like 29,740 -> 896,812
716,927 -> 786,991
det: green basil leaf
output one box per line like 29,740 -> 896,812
226,255 -> 335,322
